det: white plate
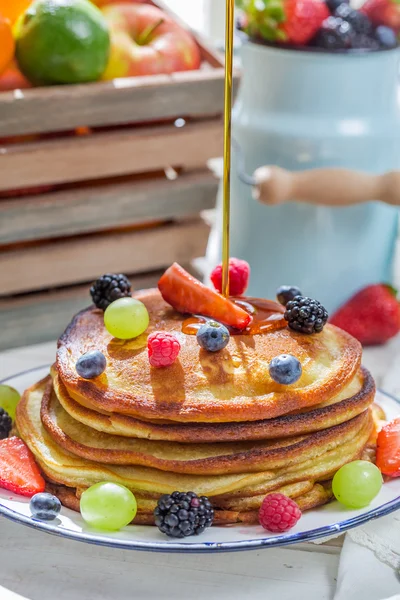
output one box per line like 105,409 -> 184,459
1,366 -> 399,554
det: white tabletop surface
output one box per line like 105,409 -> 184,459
0,339 -> 400,600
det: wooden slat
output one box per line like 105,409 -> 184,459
0,263 -> 202,351
0,219 -> 209,296
0,271 -> 162,351
0,169 -> 218,244
0,120 -> 222,191
0,70 -> 226,137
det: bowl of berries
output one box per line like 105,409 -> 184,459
208,0 -> 400,312
236,0 -> 399,51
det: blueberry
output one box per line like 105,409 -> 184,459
325,0 -> 349,13
269,354 -> 302,385
375,26 -> 398,49
196,321 -> 230,352
76,350 -> 106,379
276,286 -> 302,306
30,493 -> 61,521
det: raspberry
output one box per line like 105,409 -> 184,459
259,493 -> 302,533
210,258 -> 250,297
147,332 -> 181,368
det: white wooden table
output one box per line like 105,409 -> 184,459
1,339 -> 399,600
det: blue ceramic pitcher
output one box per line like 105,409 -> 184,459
207,43 -> 400,312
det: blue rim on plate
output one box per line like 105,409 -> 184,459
0,365 -> 399,554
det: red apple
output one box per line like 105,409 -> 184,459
91,0 -> 147,5
101,3 -> 201,79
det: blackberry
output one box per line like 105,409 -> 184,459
0,408 -> 12,440
352,33 -> 380,50
284,296 -> 328,335
313,17 -> 354,50
334,5 -> 373,35
90,274 -> 131,310
325,0 -> 348,13
154,491 -> 214,538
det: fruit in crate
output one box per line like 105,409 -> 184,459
0,60 -> 32,91
330,284 -> 400,346
0,0 -> 33,24
0,14 -> 15,76
101,3 -> 201,79
91,0 -> 147,5
15,0 -> 110,85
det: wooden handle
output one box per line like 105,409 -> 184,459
252,166 -> 400,207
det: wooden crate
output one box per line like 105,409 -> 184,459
0,3 -> 234,350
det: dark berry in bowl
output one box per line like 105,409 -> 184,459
90,274 -> 131,311
334,4 -> 373,35
352,33 -> 380,50
285,296 -> 329,334
276,285 -> 302,307
313,17 -> 354,50
375,25 -> 398,49
326,0 -> 349,14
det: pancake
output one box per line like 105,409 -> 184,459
17,379 -> 374,500
52,366 -> 375,443
42,376 -> 374,475
56,289 -> 362,423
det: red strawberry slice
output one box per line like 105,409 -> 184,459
330,284 -> 400,346
158,263 -> 252,330
0,437 -> 45,497
376,417 -> 400,477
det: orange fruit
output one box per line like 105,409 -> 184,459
0,0 -> 33,24
0,16 -> 15,76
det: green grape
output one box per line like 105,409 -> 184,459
332,460 -> 383,509
80,482 -> 137,531
104,298 -> 149,340
0,385 -> 21,421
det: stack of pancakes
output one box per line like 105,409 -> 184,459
16,289 -> 377,525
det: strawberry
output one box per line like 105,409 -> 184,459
361,0 -> 400,31
158,263 -> 252,330
330,284 -> 400,346
376,417 -> 400,477
281,0 -> 330,44
0,437 -> 45,497
241,0 -> 329,45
